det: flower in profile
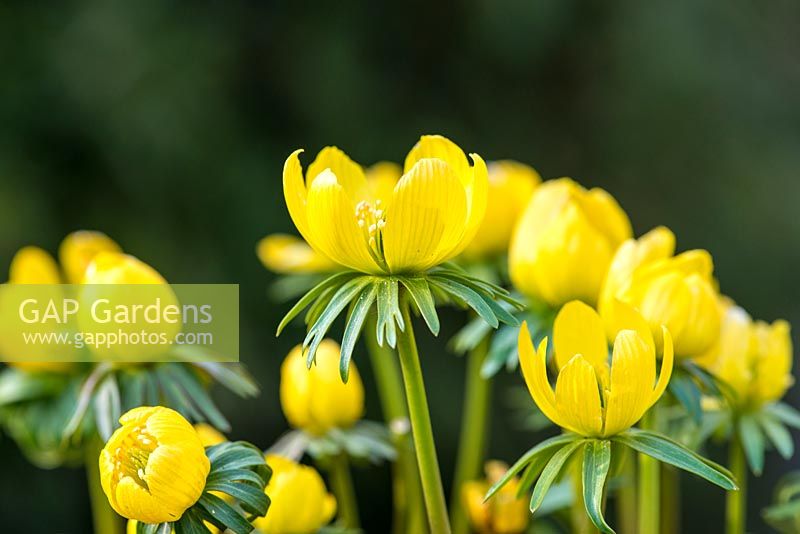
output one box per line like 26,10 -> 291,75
99,406 -> 210,524
519,300 -> 673,437
461,160 -> 540,261
509,178 -> 632,308
1,231 -> 120,371
462,461 -> 529,534
700,301 -> 793,409
254,454 -> 336,534
599,226 -> 721,359
283,135 -> 487,274
280,339 -> 364,435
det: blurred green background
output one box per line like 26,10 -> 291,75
1,1 -> 798,532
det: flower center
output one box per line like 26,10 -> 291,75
355,199 -> 389,271
113,425 -> 158,490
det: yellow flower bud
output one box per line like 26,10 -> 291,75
99,406 -> 210,524
462,461 -> 529,534
280,339 -> 364,435
59,231 -> 121,284
599,227 -> 721,359
462,160 -> 540,260
79,252 -> 180,361
509,178 -> 632,307
702,302 -> 793,408
254,454 -> 336,534
520,301 -> 673,437
193,423 -> 226,447
256,234 -> 336,274
4,246 -> 72,371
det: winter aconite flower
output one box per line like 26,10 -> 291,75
59,230 -> 122,284
99,406 -> 210,524
283,135 -> 487,274
701,302 -> 793,409
519,300 -> 673,437
509,178 -> 632,308
280,339 -> 365,435
461,160 -> 540,260
254,454 -> 337,534
462,461 -> 529,534
599,226 -> 721,359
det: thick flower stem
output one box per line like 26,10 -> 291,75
364,315 -> 427,534
86,437 -> 124,534
450,335 -> 492,534
616,447 -> 638,534
328,453 -> 360,529
638,410 -> 660,534
660,465 -> 681,534
726,436 -> 747,534
397,301 -> 452,534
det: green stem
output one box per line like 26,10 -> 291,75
570,455 -> 598,533
726,436 -> 747,534
450,335 -> 492,534
86,437 -> 124,534
364,316 -> 428,534
660,465 -> 680,534
397,300 -> 452,534
328,453 -> 360,529
638,410 -> 660,534
616,447 -> 638,534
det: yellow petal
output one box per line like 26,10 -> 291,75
553,301 -> 609,377
305,170 -> 381,273
529,201 -> 614,306
575,187 -> 632,247
448,153 -> 489,259
306,146 -> 368,198
59,231 -> 121,284
603,330 -> 656,436
404,134 -> 470,177
518,324 -> 568,429
382,159 -> 467,273
601,298 -> 655,354
256,234 -> 336,274
753,319 -> 793,404
554,354 -> 603,436
650,326 -> 674,407
671,274 -> 721,357
283,149 -> 312,243
634,271 -> 690,350
9,246 -> 61,284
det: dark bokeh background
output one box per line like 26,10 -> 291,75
1,1 -> 799,532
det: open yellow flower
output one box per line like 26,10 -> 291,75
462,460 -> 529,534
254,454 -> 337,534
700,301 -> 793,409
519,300 -> 673,437
99,406 -> 210,524
280,339 -> 364,435
599,226 -> 721,359
259,162 -> 401,275
509,178 -> 631,307
283,135 -> 487,274
461,160 -> 540,260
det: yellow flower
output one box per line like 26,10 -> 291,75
280,339 -> 364,435
462,160 -> 540,260
509,178 -> 632,307
2,231 -> 119,371
82,251 -> 170,285
259,161 -> 401,276
59,231 -> 122,284
599,226 -> 721,359
519,300 -> 673,437
254,454 -> 336,534
99,406 -> 210,524
256,234 -> 337,274
701,302 -> 793,408
283,135 -> 487,274
462,460 -> 529,534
